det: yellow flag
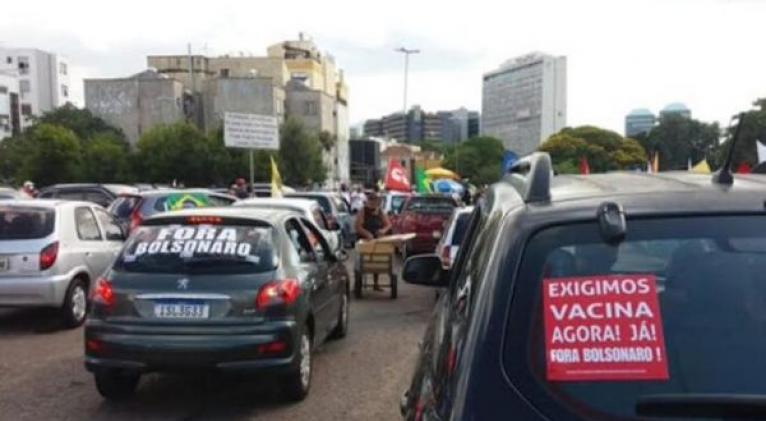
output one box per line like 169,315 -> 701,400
270,156 -> 283,198
691,159 -> 711,174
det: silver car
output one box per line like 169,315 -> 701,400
0,200 -> 126,327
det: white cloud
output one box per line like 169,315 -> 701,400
2,0 -> 764,132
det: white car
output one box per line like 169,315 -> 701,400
0,200 -> 126,326
435,206 -> 473,270
234,198 -> 342,251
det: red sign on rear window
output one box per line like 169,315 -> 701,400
542,274 -> 669,381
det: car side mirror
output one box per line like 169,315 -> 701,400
402,254 -> 448,287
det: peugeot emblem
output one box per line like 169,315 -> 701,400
177,278 -> 190,290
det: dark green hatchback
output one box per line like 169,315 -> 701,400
84,207 -> 350,401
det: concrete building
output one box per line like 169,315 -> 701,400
482,52 -> 566,155
349,137 -> 382,187
203,77 -> 285,132
84,70 -> 186,146
438,108 -> 480,144
0,72 -> 21,140
625,108 -> 656,138
660,102 -> 691,119
0,48 -> 71,127
364,106 -> 479,144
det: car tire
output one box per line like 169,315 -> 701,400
329,291 -> 349,339
282,329 -> 312,401
94,370 -> 140,400
61,277 -> 88,328
390,275 -> 398,299
353,271 -> 363,299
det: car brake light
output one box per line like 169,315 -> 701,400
258,340 -> 288,355
91,278 -> 115,306
39,241 -> 59,270
129,211 -> 142,232
440,246 -> 451,268
256,279 -> 301,310
186,216 -> 222,225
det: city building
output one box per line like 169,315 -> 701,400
84,70 -> 187,146
364,106 -> 479,144
482,52 -> 567,155
0,72 -> 21,140
0,48 -> 71,127
203,77 -> 285,133
660,102 -> 691,119
625,108 -> 656,138
349,137 -> 382,187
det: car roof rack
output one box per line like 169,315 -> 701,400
503,152 -> 552,203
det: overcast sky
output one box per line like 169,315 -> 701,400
1,0 -> 763,133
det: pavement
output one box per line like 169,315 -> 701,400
0,255 -> 435,420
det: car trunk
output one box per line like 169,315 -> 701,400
0,239 -> 49,277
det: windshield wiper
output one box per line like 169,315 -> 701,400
636,394 -> 766,419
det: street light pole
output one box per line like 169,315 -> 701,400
395,47 -> 420,139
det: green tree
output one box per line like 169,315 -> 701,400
278,118 -> 326,186
134,123 -> 215,186
540,126 -> 646,173
81,133 -> 131,182
442,136 -> 504,185
37,104 -> 126,143
416,139 -> 448,155
715,98 -> 766,168
15,124 -> 83,186
317,130 -> 336,153
641,114 -> 719,170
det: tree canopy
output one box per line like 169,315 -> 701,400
639,114 -> 719,170
539,126 -> 646,173
278,117 -> 326,186
715,98 -> 766,168
442,136 -> 504,185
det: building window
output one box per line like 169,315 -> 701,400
18,57 -> 29,75
21,104 -> 32,116
0,86 -> 7,94
304,101 -> 317,116
19,80 -> 30,94
61,84 -> 69,98
59,62 -> 67,75
220,68 -> 230,78
5,57 -> 11,64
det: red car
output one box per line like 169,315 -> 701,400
394,195 -> 459,257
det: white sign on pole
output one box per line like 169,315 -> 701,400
224,112 -> 279,150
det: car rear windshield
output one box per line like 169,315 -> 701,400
114,223 -> 276,274
0,207 -> 55,240
404,196 -> 455,213
451,212 -> 471,245
141,193 -> 220,217
504,215 -> 766,420
289,195 -> 332,214
109,196 -> 141,218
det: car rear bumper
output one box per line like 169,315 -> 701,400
0,273 -> 72,307
84,320 -> 300,375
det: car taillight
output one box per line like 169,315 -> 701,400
39,241 -> 59,270
91,278 -> 115,306
440,245 -> 451,268
129,211 -> 142,232
256,279 -> 301,310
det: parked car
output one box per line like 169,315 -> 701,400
382,191 -> 411,225
84,207 -> 350,401
394,195 -> 459,257
234,197 -> 342,252
108,189 -> 237,234
286,192 -> 355,248
402,152 -> 766,420
0,187 -> 27,200
0,200 -> 126,327
435,206 -> 473,270
38,184 -> 139,208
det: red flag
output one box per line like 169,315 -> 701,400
384,159 -> 411,192
579,156 -> 590,175
736,162 -> 752,174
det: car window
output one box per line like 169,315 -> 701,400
109,196 -> 141,218
285,218 -> 315,263
208,195 -> 236,207
75,207 -> 102,241
300,217 -> 332,261
505,215 -> 766,420
0,206 -> 55,239
84,190 -> 112,207
151,193 -> 214,214
38,191 -> 55,199
451,213 -> 471,246
312,208 -> 328,230
58,190 -> 84,201
95,208 -> 124,241
289,194 -> 333,214
335,196 -> 350,213
447,206 -> 483,300
391,195 -> 407,214
114,222 -> 275,274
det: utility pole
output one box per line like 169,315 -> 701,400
395,47 -> 420,141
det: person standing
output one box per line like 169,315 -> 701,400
354,191 -> 392,291
350,186 -> 366,213
19,181 -> 36,198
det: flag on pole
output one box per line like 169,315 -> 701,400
691,159 -> 711,174
578,156 -> 590,175
384,159 -> 411,192
415,167 -> 432,193
270,155 -> 283,198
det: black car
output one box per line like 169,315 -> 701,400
402,152 -> 766,420
85,207 -> 350,401
107,189 -> 237,234
38,183 -> 139,207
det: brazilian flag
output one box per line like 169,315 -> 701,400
415,167 -> 432,193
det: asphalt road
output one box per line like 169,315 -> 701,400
0,257 -> 434,420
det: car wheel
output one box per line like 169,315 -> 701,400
282,329 -> 312,401
353,271 -> 363,299
61,277 -> 88,328
329,292 -> 349,339
94,369 -> 139,400
390,275 -> 398,299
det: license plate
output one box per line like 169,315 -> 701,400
153,302 -> 209,319
0,257 -> 8,272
